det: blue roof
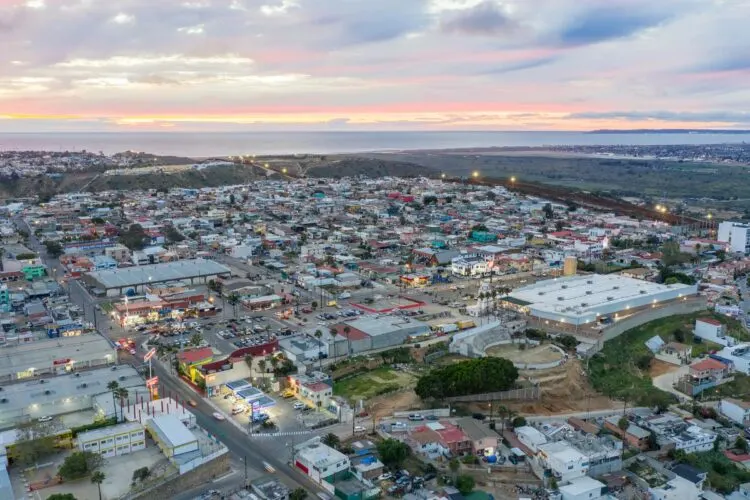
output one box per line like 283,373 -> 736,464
237,387 -> 263,400
226,379 -> 252,391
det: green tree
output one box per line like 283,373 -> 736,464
107,380 -> 121,421
322,433 -> 340,449
618,416 -> 629,432
415,357 -> 518,400
44,240 -> 64,258
376,439 -> 410,468
91,471 -> 105,500
227,292 -> 240,318
164,225 -> 185,243
290,488 -> 308,500
449,458 -> 460,479
736,436 -> 749,453
512,416 -> 527,428
58,451 -> 102,481
48,495 -> 78,500
311,301 -> 318,310
314,330 -> 324,370
14,423 -> 57,466
189,333 -> 203,346
118,224 -> 150,251
456,475 -> 475,495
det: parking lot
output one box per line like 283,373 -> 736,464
209,387 -> 339,435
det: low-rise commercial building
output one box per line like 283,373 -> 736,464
294,437 -> 350,484
146,414 -> 199,458
0,365 -> 142,427
82,258 -> 230,297
503,274 -> 698,326
0,333 -> 116,384
78,421 -> 146,458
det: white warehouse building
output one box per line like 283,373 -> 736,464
503,274 -> 698,326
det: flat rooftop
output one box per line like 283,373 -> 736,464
345,315 -> 429,337
508,274 -> 695,317
0,365 -> 142,415
148,414 -> 197,449
78,421 -> 143,443
0,334 -> 114,376
86,258 -> 230,289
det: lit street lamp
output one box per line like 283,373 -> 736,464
472,171 -> 479,179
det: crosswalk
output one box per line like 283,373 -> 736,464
249,430 -> 313,438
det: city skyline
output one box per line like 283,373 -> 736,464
0,0 -> 748,132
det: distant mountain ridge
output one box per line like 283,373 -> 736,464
589,128 -> 750,134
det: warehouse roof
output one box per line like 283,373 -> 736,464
344,316 -> 429,337
508,274 -> 695,316
148,414 -> 197,450
0,365 -> 141,414
86,258 -> 230,289
0,334 -> 114,377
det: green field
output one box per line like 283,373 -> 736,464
589,311 -> 738,407
333,367 -> 416,403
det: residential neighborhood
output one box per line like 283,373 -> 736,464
2,170 -> 750,500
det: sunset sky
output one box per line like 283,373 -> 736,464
0,0 -> 748,132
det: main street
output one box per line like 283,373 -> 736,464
12,214 -> 321,496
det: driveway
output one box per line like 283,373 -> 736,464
652,364 -> 691,401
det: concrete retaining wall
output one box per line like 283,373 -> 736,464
128,452 -> 230,500
445,385 -> 540,403
601,298 -> 707,342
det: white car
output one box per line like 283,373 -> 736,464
293,402 -> 306,410
212,412 -> 226,421
354,426 -> 366,433
38,416 -> 53,423
377,473 -> 392,482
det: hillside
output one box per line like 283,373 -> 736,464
0,156 -> 434,200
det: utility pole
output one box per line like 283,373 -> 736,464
244,455 -> 248,487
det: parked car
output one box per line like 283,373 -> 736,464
377,473 -> 392,482
408,414 -> 424,421
188,399 -> 198,407
213,412 -> 226,421
293,402 -> 306,410
38,416 -> 53,423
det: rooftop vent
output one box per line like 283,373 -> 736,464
0,398 -> 7,404
581,303 -> 588,307
39,380 -> 45,384
538,292 -> 545,296
557,297 -> 565,301
586,291 -> 593,295
561,285 -> 568,289
639,290 -> 647,294
587,280 -> 593,284
44,390 -> 51,396
607,296 -> 614,301
613,286 -> 620,290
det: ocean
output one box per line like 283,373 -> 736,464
0,131 -> 747,157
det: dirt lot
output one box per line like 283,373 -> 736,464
649,359 -> 681,378
510,359 -> 619,415
333,366 -> 417,403
485,343 -> 563,365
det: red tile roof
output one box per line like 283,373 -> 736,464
697,317 -> 722,326
435,423 -> 469,444
177,347 -> 214,364
690,358 -> 727,372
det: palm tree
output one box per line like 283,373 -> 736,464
290,488 -> 308,500
314,330 -> 324,371
115,387 -> 129,416
258,359 -> 267,374
227,293 -> 241,318
91,470 -> 105,500
343,326 -> 351,357
107,381 -> 120,421
496,405 -> 510,435
322,432 -> 340,449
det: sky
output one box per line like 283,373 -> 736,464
0,0 -> 748,132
